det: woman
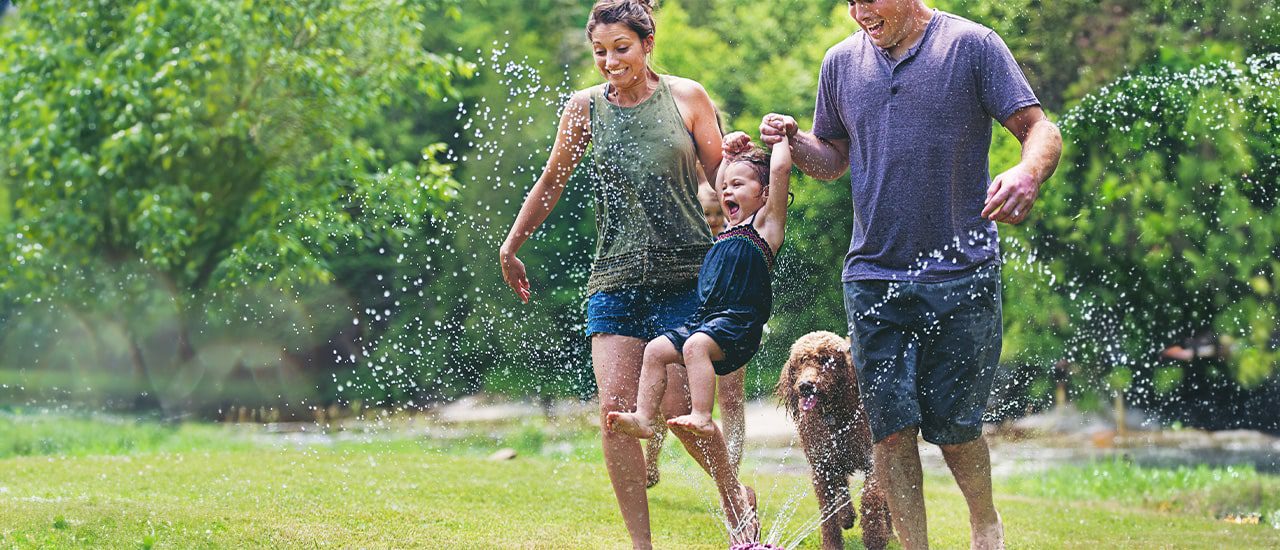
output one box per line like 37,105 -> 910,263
498,1 -> 741,547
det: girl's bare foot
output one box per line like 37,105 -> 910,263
666,413 -> 716,437
605,411 -> 657,439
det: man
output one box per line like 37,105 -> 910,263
759,1 -> 1061,548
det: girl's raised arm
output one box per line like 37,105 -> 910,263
499,91 -> 593,303
759,137 -> 793,253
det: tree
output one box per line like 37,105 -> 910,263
0,0 -> 460,412
1016,53 -> 1280,397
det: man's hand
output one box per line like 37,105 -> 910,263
759,113 -> 798,146
723,131 -> 753,156
982,163 -> 1039,224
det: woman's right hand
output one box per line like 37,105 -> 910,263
499,246 -> 531,303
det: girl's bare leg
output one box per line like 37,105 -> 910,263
666,332 -> 723,437
608,339 -> 682,439
592,334 -> 654,550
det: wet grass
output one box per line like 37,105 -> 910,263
0,410 -> 254,459
1002,459 -> 1280,528
1,414 -> 1278,548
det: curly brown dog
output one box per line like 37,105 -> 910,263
776,331 -> 892,550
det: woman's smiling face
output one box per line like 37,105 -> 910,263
590,23 -> 652,89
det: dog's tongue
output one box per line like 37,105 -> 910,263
800,395 -> 817,411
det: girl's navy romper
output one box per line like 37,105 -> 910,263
661,214 -> 775,376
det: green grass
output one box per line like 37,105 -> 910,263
1,414 -> 1278,548
0,411 -> 254,459
1001,459 -> 1280,526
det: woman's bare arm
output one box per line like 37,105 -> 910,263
499,91 -> 592,302
671,78 -> 725,187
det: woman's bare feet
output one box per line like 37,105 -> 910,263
606,411 -> 658,439
666,413 -> 716,437
727,484 -> 760,545
971,512 -> 1005,550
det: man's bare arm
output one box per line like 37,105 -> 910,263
982,106 -> 1063,224
759,113 -> 850,181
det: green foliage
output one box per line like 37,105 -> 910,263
0,0 -> 459,409
932,0 -> 1280,110
1024,54 -> 1280,387
6,0 -> 1275,409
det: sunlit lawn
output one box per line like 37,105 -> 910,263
1,415 -> 1278,548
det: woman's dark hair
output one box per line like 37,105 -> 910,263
586,0 -> 657,42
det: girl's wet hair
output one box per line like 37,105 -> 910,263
726,146 -> 795,205
587,0 -> 657,41
725,146 -> 770,188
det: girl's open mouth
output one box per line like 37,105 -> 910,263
725,200 -> 740,217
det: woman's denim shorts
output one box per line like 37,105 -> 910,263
585,284 -> 699,340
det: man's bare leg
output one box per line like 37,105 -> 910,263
875,426 -> 928,549
940,437 -> 1004,550
591,334 -> 654,549
718,368 -> 746,470
666,333 -> 723,437
608,339 -> 682,439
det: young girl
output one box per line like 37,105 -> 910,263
608,129 -> 791,542
644,171 -> 749,489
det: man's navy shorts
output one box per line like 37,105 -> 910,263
585,284 -> 699,340
844,262 -> 1002,445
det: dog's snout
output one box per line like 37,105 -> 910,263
798,380 -> 817,396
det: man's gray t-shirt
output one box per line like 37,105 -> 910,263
812,11 -> 1039,282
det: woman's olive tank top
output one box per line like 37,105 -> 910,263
586,75 -> 713,295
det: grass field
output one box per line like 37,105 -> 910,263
1,412 -> 1278,548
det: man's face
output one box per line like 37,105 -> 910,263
848,0 -> 916,51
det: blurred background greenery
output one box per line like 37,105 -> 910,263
1,0 -> 1277,432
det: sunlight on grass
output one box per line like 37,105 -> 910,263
1,415 -> 1277,548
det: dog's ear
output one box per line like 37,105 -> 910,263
831,346 -> 861,397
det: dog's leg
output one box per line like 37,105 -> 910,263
858,470 -> 893,550
809,460 -> 851,550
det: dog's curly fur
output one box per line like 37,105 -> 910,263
776,331 -> 891,550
